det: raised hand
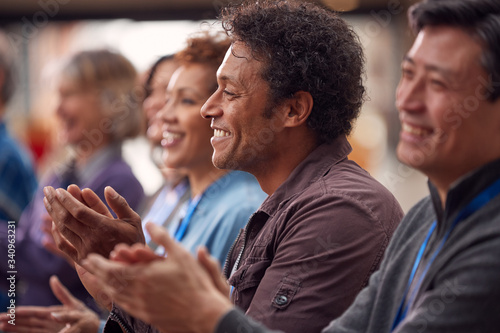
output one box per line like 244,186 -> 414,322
82,222 -> 233,333
49,275 -> 102,333
0,276 -> 101,333
0,305 -> 65,333
43,185 -> 145,263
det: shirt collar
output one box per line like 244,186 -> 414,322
429,157 -> 500,227
259,135 -> 352,216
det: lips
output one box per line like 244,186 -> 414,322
161,130 -> 183,148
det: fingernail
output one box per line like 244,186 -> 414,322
106,186 -> 118,199
44,186 -> 53,200
51,312 -> 61,320
56,189 -> 64,200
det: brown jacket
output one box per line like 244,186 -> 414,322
104,135 -> 403,333
224,135 -> 404,333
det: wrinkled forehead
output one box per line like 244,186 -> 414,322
216,42 -> 266,88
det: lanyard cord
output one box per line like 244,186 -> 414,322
173,194 -> 203,242
391,177 -> 500,331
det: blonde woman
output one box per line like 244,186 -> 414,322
3,50 -> 144,311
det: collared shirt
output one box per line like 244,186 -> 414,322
222,135 -> 403,333
167,171 -> 266,263
142,178 -> 190,246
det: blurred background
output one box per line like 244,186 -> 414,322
0,0 -> 428,212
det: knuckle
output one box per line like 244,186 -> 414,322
118,198 -> 129,209
59,211 -> 73,226
73,207 -> 87,221
60,226 -> 74,240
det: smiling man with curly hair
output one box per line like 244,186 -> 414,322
44,1 -> 404,333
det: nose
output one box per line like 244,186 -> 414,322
395,76 -> 425,114
158,99 -> 176,125
201,89 -> 223,119
143,94 -> 165,122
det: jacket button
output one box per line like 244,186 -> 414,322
274,295 -> 288,305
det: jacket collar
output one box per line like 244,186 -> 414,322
429,157 -> 500,229
259,135 -> 352,217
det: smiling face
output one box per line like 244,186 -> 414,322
56,77 -> 107,147
159,64 -> 214,172
200,42 -> 283,173
396,26 -> 500,191
143,60 -> 179,145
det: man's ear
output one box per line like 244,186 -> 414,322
283,91 -> 313,128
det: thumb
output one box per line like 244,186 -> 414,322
197,247 -> 230,296
81,188 -> 113,218
104,186 -> 141,221
146,222 -> 183,257
50,275 -> 80,308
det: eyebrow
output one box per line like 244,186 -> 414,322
219,74 -> 236,83
219,74 -> 245,88
169,86 -> 205,99
403,55 -> 456,79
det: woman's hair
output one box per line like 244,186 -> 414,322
61,49 -> 143,141
144,54 -> 176,99
175,31 -> 231,93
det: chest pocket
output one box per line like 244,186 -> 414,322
229,258 -> 271,308
229,258 -> 271,289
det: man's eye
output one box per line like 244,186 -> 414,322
223,90 -> 236,96
430,79 -> 445,87
401,68 -> 414,79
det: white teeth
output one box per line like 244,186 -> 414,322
402,123 -> 431,137
214,129 -> 230,137
163,131 -> 182,144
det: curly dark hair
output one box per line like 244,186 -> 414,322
409,0 -> 500,102
220,0 -> 366,143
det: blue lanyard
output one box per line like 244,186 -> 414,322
174,194 -> 203,242
391,177 -> 500,331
